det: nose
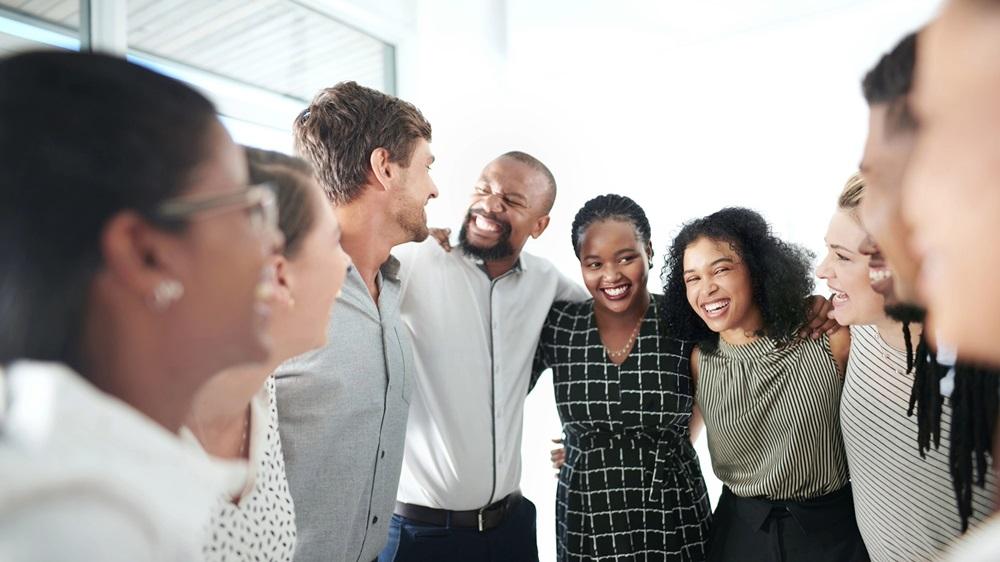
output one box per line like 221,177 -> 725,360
484,193 -> 505,214
816,254 -> 834,280
602,262 -> 623,282
428,178 -> 439,200
701,278 -> 719,296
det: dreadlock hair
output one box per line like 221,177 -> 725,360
907,334 -> 1000,532
570,194 -> 652,266
660,207 -> 815,353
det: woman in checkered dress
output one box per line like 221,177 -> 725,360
534,195 -> 711,562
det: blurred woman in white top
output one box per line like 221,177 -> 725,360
0,51 -> 282,561
188,149 -> 350,561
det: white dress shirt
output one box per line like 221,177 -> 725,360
396,240 -> 587,510
0,361 -> 244,562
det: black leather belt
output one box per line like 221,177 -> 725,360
394,491 -> 522,532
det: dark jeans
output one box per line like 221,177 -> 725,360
377,496 -> 540,562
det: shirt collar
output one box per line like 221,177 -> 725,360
461,250 -> 527,276
381,254 -> 402,282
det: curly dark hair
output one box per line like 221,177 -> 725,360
660,207 -> 815,353
570,194 -> 651,262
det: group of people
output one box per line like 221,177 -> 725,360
3,1 -> 1000,561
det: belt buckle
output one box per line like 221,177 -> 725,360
477,509 -> 485,532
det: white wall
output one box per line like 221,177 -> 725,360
400,1 -> 940,560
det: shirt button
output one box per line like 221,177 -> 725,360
372,516 -> 379,525
381,450 -> 386,459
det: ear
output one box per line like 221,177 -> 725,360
273,255 -> 295,309
100,211 -> 182,303
369,147 -> 394,191
529,214 -> 551,239
645,241 -> 655,266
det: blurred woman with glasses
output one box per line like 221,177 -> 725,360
0,51 -> 283,561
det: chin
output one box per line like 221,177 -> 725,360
248,336 -> 273,363
700,317 -> 727,334
602,298 -> 632,313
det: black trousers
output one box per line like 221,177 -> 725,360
707,485 -> 869,562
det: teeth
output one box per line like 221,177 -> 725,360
604,286 -> 628,297
704,300 -> 729,312
833,292 -> 848,302
475,215 -> 500,232
869,269 -> 892,283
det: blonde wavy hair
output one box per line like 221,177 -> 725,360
837,172 -> 865,222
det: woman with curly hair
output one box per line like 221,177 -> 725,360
661,207 -> 866,562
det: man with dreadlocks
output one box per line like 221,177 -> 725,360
854,29 -> 998,558
902,1 -> 1000,559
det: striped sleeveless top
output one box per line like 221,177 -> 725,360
696,334 -> 849,500
841,324 -> 997,561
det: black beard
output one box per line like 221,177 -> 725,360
458,211 -> 515,261
885,303 -> 927,323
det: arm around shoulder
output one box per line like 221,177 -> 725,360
829,328 -> 852,378
553,267 -> 588,302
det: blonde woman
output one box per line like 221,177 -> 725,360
187,150 -> 351,562
818,173 -> 996,561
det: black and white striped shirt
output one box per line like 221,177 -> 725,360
696,334 -> 849,500
841,324 -> 997,561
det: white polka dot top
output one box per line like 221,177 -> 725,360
203,377 -> 297,561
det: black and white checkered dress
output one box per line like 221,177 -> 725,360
534,295 -> 711,562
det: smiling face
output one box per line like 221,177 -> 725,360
859,104 -> 922,309
905,1 -> 1000,362
682,236 -> 761,337
167,124 -> 281,368
816,210 -> 886,326
577,219 -> 652,315
458,156 -> 551,261
389,138 -> 438,243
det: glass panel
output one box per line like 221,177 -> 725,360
0,0 -> 79,31
128,0 -> 392,101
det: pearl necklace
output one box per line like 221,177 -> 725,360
606,314 -> 644,360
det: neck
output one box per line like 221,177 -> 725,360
336,196 -> 401,290
483,255 -> 520,279
874,316 -> 916,351
719,307 -> 764,346
80,300 -> 204,434
187,362 -> 274,429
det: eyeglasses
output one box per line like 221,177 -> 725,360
153,183 -> 278,233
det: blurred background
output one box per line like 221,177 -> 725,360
0,1 -> 940,559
